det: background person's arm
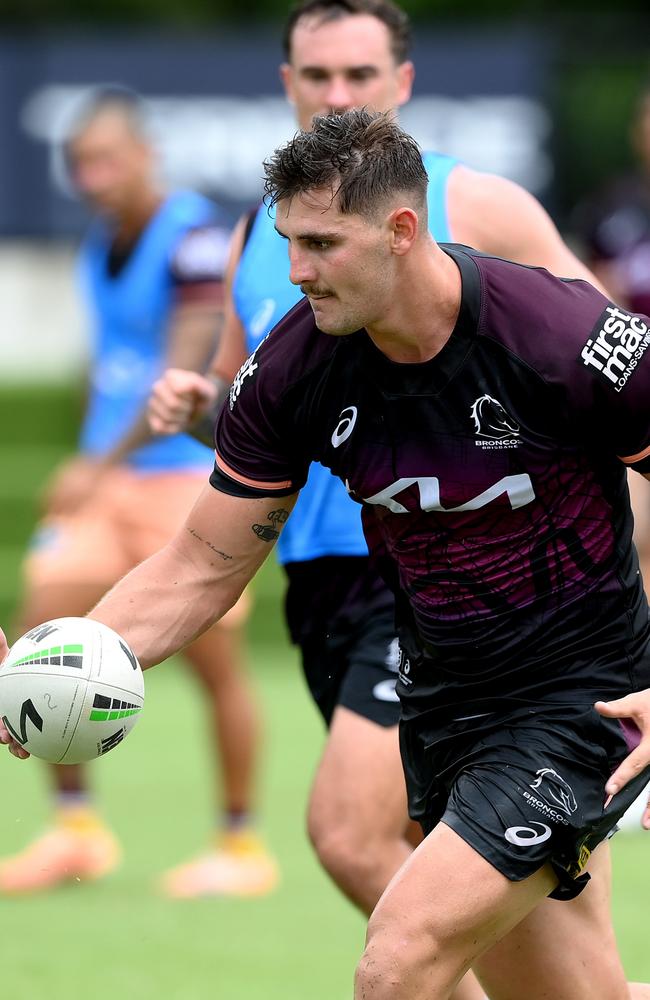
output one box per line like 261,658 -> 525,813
148,213 -> 251,440
448,167 -> 610,293
594,469 -> 650,827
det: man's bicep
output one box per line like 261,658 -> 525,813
174,481 -> 298,586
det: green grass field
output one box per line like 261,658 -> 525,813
0,384 -> 648,998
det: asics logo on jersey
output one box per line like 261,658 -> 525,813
364,474 -> 535,515
372,679 -> 400,703
470,395 -> 519,448
529,767 -> 577,816
504,822 -> 551,846
331,406 -> 358,448
581,305 -> 650,393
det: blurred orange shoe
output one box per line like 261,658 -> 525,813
160,830 -> 279,899
0,809 -> 121,894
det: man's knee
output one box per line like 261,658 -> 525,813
307,802 -> 368,881
355,919 -> 451,1000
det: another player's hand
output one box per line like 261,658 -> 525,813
595,690 -> 650,829
0,626 -> 30,760
148,368 -> 219,436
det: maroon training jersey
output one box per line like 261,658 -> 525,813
212,246 -> 650,720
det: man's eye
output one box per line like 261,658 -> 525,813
348,70 -> 377,82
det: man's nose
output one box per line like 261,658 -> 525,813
323,76 -> 355,113
288,247 -> 315,287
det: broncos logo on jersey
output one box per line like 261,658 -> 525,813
470,394 -> 519,440
530,767 -> 578,816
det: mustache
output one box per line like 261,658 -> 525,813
301,285 -> 332,297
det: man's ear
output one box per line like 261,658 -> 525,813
395,60 -> 415,108
280,63 -> 295,104
389,207 -> 419,255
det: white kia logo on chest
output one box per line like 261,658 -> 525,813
331,406 -> 358,448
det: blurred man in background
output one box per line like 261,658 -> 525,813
0,87 -> 277,900
147,8 -> 645,999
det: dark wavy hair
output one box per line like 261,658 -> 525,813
263,108 -> 427,220
283,0 -> 412,65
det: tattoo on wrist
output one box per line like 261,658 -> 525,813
187,527 -> 233,560
252,508 -> 290,543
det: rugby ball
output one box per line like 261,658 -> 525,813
0,617 -> 144,764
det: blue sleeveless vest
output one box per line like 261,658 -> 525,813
233,152 -> 457,563
78,190 -> 217,472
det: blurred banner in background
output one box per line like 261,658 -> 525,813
0,26 -> 553,377
0,27 -> 552,237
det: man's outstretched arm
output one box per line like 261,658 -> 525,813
0,482 -> 297,757
88,483 -> 296,667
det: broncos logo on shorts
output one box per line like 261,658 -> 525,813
470,394 -> 520,440
530,767 -> 578,816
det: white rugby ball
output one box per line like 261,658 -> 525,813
0,617 -> 144,764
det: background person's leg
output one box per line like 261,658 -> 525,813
0,577 -> 121,893
159,598 -> 278,898
307,708 -> 484,1000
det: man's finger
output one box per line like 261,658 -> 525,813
604,743 -> 650,795
0,726 -> 30,760
595,695 -> 641,719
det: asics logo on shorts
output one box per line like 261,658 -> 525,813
504,822 -> 551,846
331,407 -> 358,448
372,679 -> 399,703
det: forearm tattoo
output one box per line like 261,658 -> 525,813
251,508 -> 290,543
187,527 -> 233,560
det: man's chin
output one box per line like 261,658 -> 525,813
314,321 -> 358,337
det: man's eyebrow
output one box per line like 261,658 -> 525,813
274,226 -> 339,242
299,64 -> 378,75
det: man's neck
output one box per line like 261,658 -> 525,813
365,242 -> 462,363
111,187 -> 164,246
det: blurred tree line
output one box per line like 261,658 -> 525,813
0,0 -> 648,24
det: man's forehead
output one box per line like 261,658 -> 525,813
290,13 -> 394,67
70,111 -> 140,151
276,188 -> 343,225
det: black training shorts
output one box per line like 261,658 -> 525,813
300,612 -> 400,727
399,700 -> 650,900
284,555 -> 401,728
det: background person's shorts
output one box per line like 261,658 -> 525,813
300,609 -> 401,728
24,467 -> 248,628
399,701 -> 650,900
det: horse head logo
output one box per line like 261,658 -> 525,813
470,395 -> 519,440
530,767 -> 578,816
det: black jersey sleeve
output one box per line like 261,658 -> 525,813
569,301 -> 650,467
211,301 -> 319,498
